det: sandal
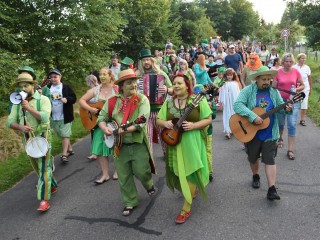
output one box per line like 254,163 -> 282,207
300,120 -> 306,126
147,186 -> 157,197
60,155 -> 69,163
287,150 -> 295,160
122,206 -> 135,216
277,139 -> 284,148
67,150 -> 75,156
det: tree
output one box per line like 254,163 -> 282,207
229,0 -> 260,40
286,0 -> 320,47
3,0 -> 124,81
198,0 -> 234,40
112,0 -> 177,59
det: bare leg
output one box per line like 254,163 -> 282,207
300,109 -> 306,121
62,138 -> 70,156
265,165 -> 277,187
97,156 -> 110,181
250,160 -> 259,175
288,136 -> 295,152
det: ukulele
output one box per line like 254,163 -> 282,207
161,91 -> 207,146
229,92 -> 305,143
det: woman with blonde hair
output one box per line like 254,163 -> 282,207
79,68 -> 119,183
273,53 -> 304,160
176,59 -> 196,86
293,53 -> 312,126
241,53 -> 263,86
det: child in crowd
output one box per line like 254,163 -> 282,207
218,68 -> 241,139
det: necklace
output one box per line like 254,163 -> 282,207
177,98 -> 187,117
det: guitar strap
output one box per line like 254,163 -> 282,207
272,86 -> 296,96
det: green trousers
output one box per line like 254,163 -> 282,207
115,143 -> 154,207
206,135 -> 213,174
30,148 -> 58,201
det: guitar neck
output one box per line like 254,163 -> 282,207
260,101 -> 291,119
113,122 -> 134,135
175,103 -> 196,128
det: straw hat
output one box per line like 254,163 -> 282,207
114,69 -> 140,85
13,73 -> 37,87
249,66 -> 278,81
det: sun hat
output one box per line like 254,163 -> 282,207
218,67 -> 227,74
18,66 -> 36,80
114,69 -> 140,85
13,73 -> 37,87
249,66 -> 278,81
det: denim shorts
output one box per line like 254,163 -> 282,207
277,102 -> 300,137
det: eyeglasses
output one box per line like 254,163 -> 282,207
250,58 -> 255,60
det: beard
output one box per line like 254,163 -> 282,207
143,64 -> 152,71
262,84 -> 270,89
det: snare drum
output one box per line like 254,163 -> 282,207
25,136 -> 49,158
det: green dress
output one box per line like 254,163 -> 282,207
157,97 -> 211,204
91,86 -> 115,156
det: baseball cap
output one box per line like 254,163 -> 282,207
229,44 -> 235,49
48,69 -> 61,76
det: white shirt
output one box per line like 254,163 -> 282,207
293,64 -> 311,91
50,83 -> 64,120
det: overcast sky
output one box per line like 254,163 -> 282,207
248,0 -> 287,24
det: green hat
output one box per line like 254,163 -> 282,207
139,49 -> 153,59
18,66 -> 36,80
218,67 -> 227,74
121,57 -> 134,66
249,66 -> 278,81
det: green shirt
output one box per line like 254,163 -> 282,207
6,91 -> 51,136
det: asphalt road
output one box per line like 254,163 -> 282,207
1,112 -> 320,240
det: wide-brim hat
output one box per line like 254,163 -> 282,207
139,49 -> 153,59
218,67 -> 227,73
114,69 -> 140,85
13,73 -> 37,87
121,56 -> 134,66
249,66 -> 278,81
18,66 -> 36,80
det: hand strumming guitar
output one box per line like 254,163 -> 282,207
254,116 -> 263,125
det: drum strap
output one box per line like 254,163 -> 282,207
17,99 -> 41,124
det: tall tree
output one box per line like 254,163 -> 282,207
229,0 -> 260,40
286,0 -> 320,47
4,0 -> 124,81
112,0 -> 177,59
198,0 -> 233,40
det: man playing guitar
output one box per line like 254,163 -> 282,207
233,66 -> 293,201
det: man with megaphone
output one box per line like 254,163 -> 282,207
6,72 -> 57,212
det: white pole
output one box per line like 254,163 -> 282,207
284,37 -> 287,52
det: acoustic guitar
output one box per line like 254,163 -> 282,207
79,101 -> 105,130
161,90 -> 207,146
229,92 -> 305,143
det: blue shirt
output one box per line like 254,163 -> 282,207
255,89 -> 274,141
225,53 -> 241,72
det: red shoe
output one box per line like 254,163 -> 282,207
37,200 -> 50,212
175,210 -> 191,224
51,187 -> 58,194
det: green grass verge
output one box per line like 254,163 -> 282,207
0,116 -> 89,193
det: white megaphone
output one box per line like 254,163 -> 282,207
10,91 -> 28,104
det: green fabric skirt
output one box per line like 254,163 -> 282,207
91,127 -> 112,156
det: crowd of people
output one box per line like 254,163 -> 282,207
6,38 -> 317,224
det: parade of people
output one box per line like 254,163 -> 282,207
2,2 -> 320,238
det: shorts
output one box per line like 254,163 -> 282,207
52,120 -> 72,138
246,138 -> 277,165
